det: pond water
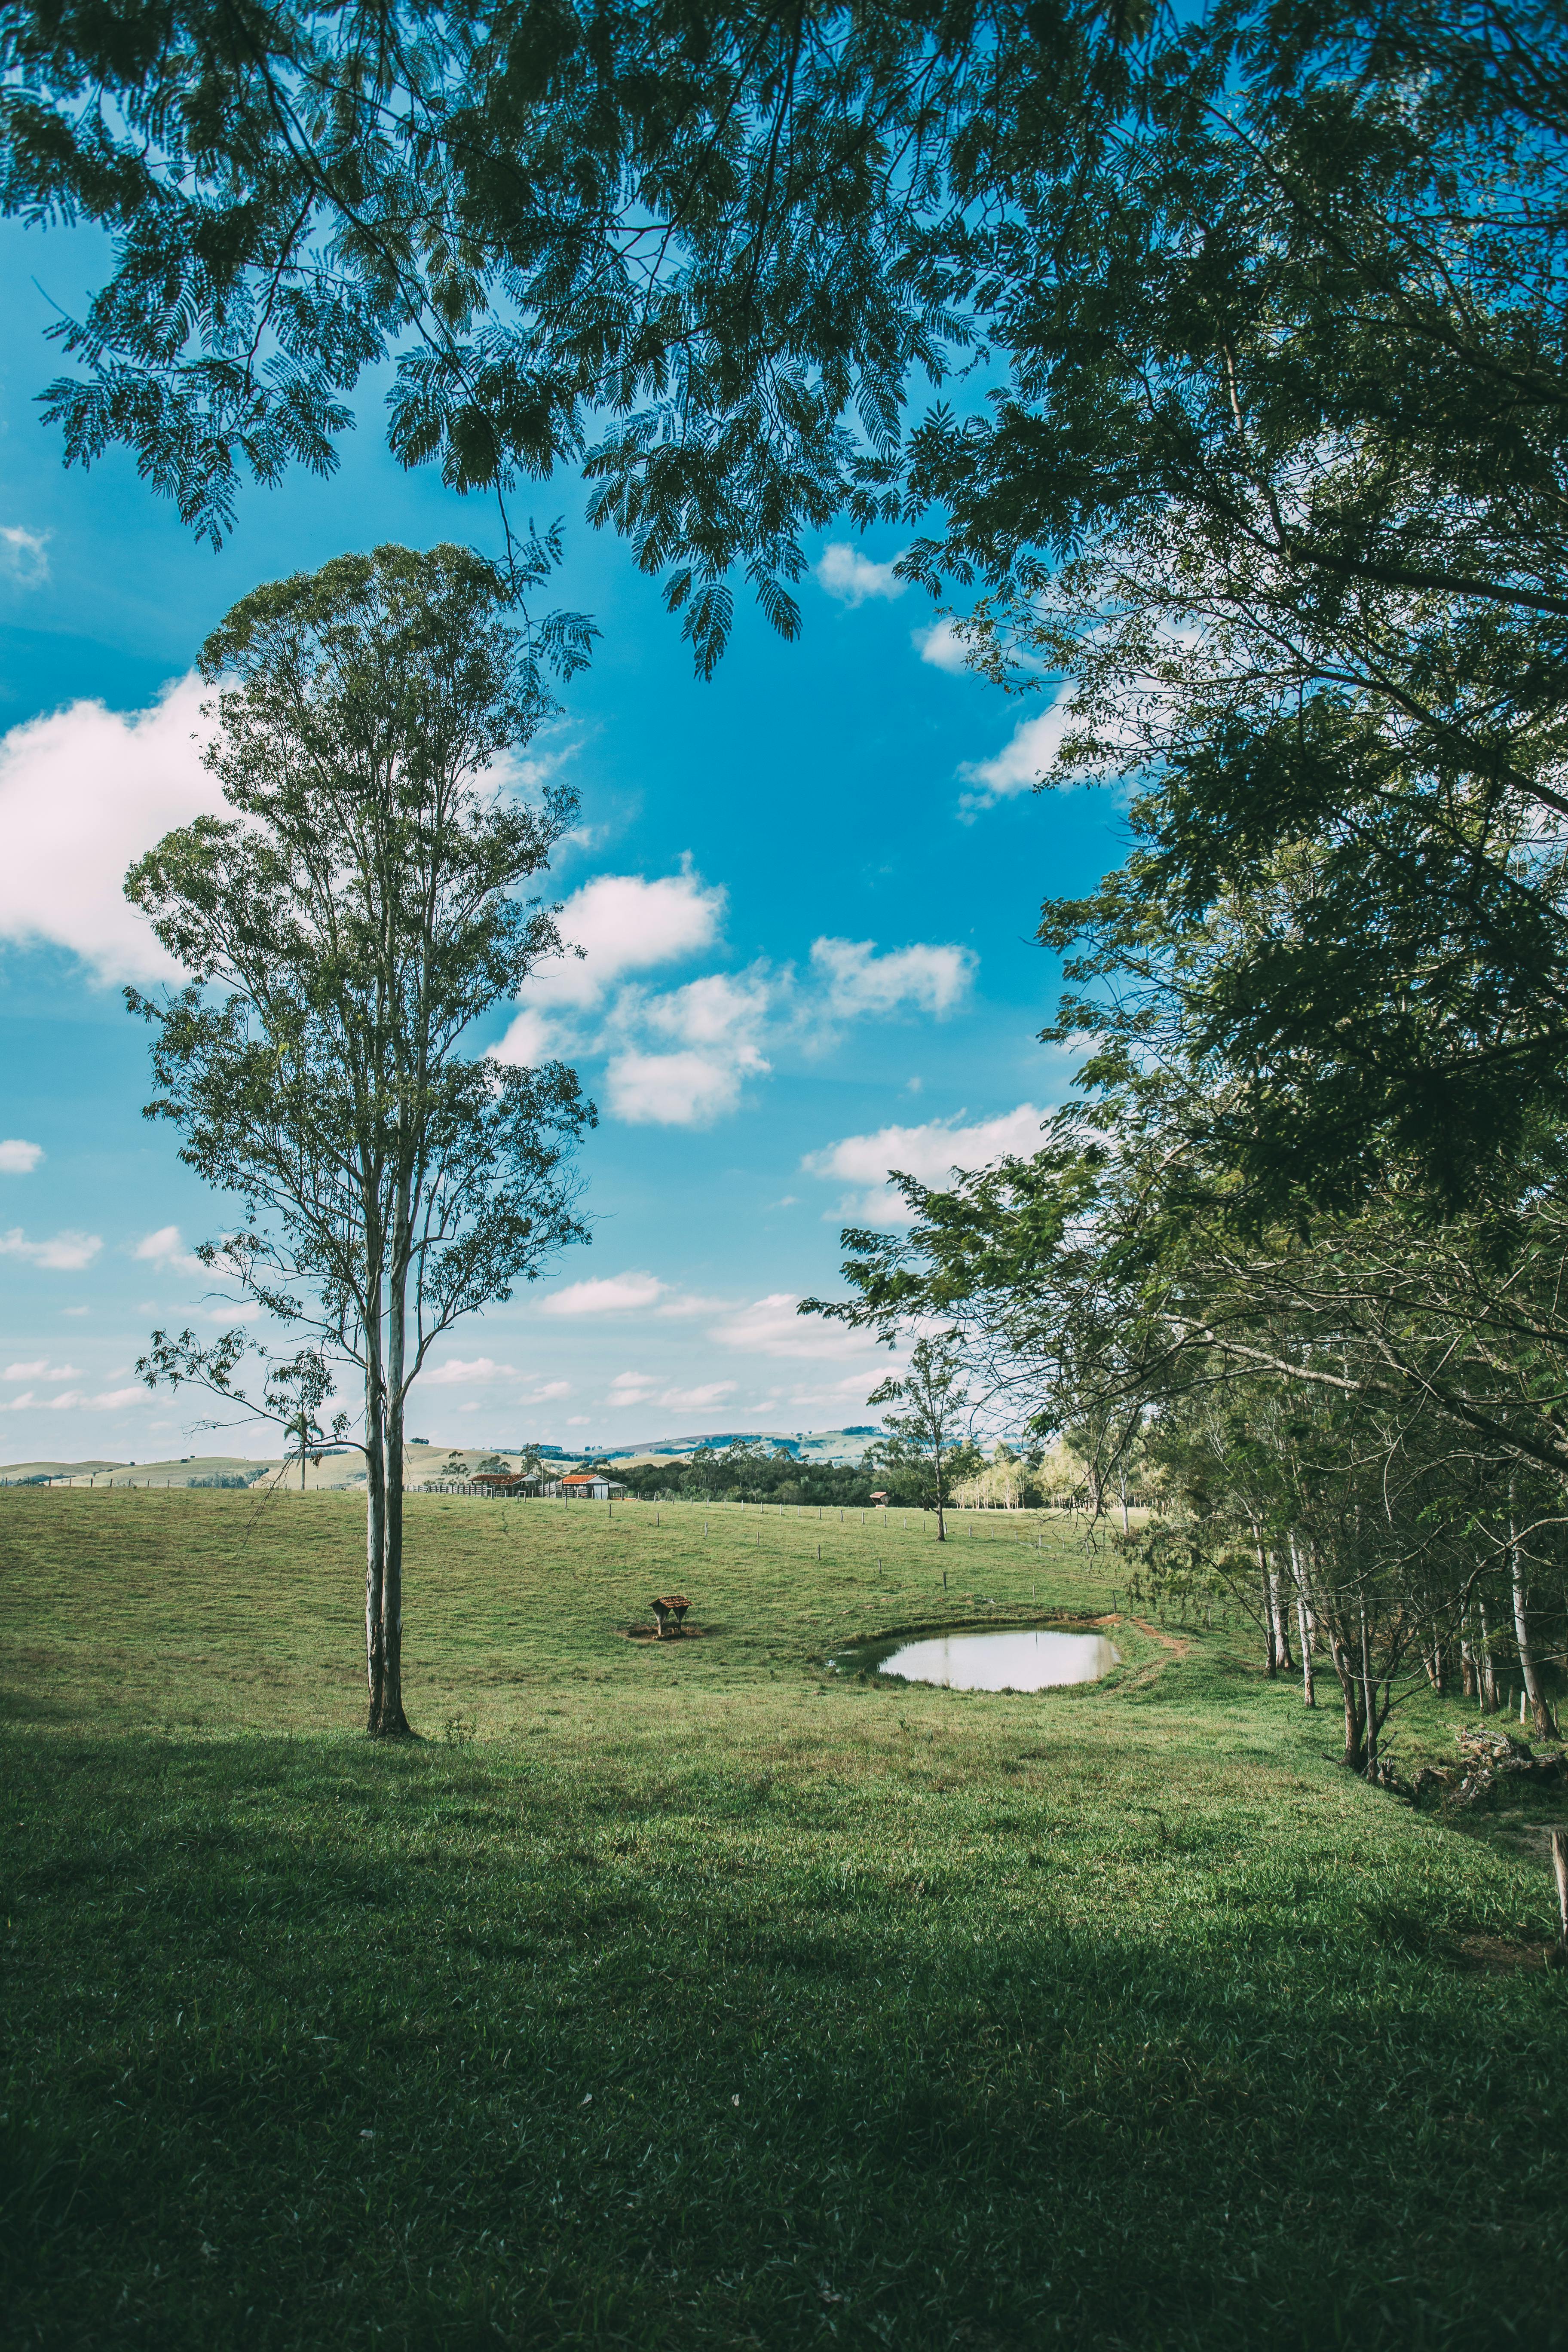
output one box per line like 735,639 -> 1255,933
839,1625 -> 1120,1692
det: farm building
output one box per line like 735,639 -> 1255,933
544,1472 -> 626,1501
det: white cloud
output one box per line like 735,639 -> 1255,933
541,1271 -> 666,1317
606,1049 -> 756,1126
554,869 -> 725,998
804,1104 -> 1047,1222
4,1359 -> 82,1381
133,1223 -> 208,1277
810,937 -> 975,1020
603,969 -> 773,1126
0,674 -> 227,982
642,968 -> 769,1051
9,1381 -> 147,1412
708,1293 -> 890,1363
956,703 -> 1076,812
526,1378 -> 572,1401
659,1380 -> 738,1412
0,1138 -> 44,1174
604,1372 -> 738,1415
0,1227 -> 102,1271
816,544 -> 906,607
1,526 -> 50,588
490,1006 -> 555,1068
913,619 -> 971,673
490,868 -> 726,1063
652,1290 -> 731,1319
423,1356 -> 519,1386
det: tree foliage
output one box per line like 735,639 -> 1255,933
11,0 -> 1568,1176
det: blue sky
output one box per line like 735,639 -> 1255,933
0,220 -> 1125,1464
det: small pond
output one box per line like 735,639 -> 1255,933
833,1624 -> 1120,1693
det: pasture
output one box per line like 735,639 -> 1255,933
2,1487 -> 1566,2349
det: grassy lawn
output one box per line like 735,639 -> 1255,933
3,1488 -> 1566,2349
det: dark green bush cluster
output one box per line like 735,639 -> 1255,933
615,1441 -> 901,1510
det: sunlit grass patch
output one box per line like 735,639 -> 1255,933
2,1489 -> 1566,2348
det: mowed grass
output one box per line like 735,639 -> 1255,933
3,1490 -> 1567,2351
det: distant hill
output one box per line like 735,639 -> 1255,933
577,1426 -> 886,1467
1,1427 -> 891,1488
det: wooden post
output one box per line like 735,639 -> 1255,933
1553,1830 -> 1568,1948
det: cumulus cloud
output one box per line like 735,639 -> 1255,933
1,525 -> 51,588
4,1358 -> 82,1380
423,1355 -> 519,1386
0,674 -> 226,981
956,703 -> 1076,812
815,544 -> 906,607
492,862 -> 980,1132
0,1227 -> 102,1271
708,1293 -> 890,1363
607,1051 -> 737,1125
912,619 -> 972,673
527,1378 -> 572,1401
133,1223 -> 209,1277
0,1139 -> 44,1174
642,969 -> 769,1050
606,1371 -> 738,1414
490,867 -> 725,1063
810,937 -> 975,1021
661,1380 -> 738,1411
804,1104 -> 1047,1222
603,967 -> 773,1126
956,634 -> 1192,816
541,1271 -> 666,1316
4,1380 -> 143,1412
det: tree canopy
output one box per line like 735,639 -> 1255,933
9,0 -> 1568,1190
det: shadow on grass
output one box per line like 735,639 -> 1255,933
3,1726 -> 1567,2352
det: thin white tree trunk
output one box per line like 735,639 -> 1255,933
1508,1479 -> 1556,1740
1477,1592 -> 1498,1711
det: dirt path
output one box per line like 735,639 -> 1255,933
1128,1615 -> 1191,1658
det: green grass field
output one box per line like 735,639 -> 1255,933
3,1488 -> 1567,2350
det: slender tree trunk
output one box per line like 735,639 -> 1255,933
1251,1522 -> 1277,1675
1329,1633 -> 1365,1771
1460,1611 -> 1476,1700
369,1200 -> 414,1737
1285,1531 -> 1314,1706
364,1340 -> 386,1729
1297,1596 -> 1315,1707
1269,1559 -> 1294,1674
1477,1592 -> 1498,1711
1360,1605 -> 1378,1776
1508,1480 -> 1557,1740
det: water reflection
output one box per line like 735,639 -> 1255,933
866,1627 -> 1119,1692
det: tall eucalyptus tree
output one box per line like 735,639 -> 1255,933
132,542 -> 593,1734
